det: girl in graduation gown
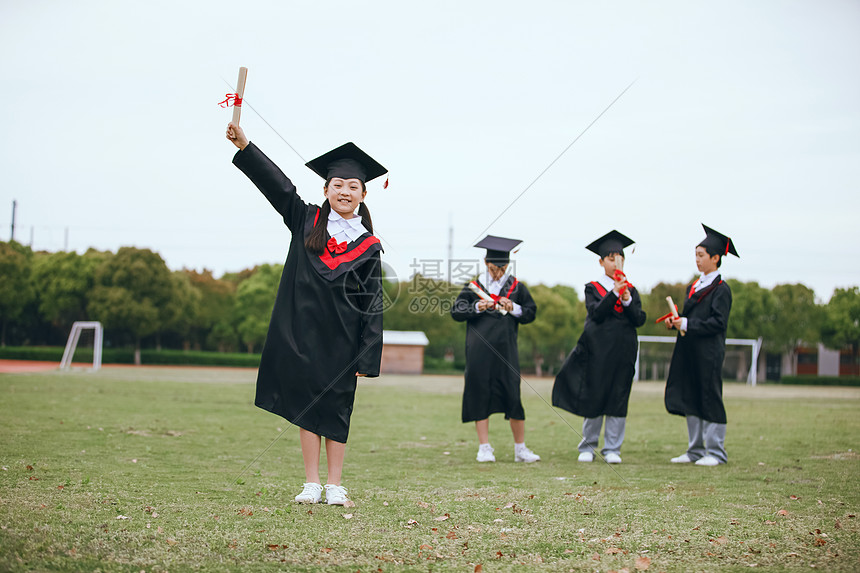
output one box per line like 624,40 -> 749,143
552,231 -> 646,464
451,236 -> 540,464
226,122 -> 385,505
662,224 -> 738,467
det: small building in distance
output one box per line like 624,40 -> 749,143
381,330 -> 429,375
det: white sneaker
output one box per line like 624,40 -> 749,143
578,451 -> 594,462
294,482 -> 323,504
514,446 -> 541,463
476,444 -> 495,462
604,452 -> 622,464
670,453 -> 693,463
324,483 -> 350,505
695,455 -> 720,467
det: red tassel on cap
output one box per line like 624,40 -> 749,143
383,176 -> 389,189
725,240 -> 730,255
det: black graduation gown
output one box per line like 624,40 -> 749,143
233,142 -> 384,443
664,278 -> 732,424
451,276 -> 537,423
552,281 -> 646,418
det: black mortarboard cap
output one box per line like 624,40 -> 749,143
585,230 -> 635,258
305,142 -> 388,183
698,224 -> 739,258
474,235 -> 522,265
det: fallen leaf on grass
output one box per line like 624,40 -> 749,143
790,495 -> 799,500
267,544 -> 280,551
166,538 -> 178,546
343,513 -> 353,519
564,549 -> 575,554
435,514 -> 450,521
635,555 -> 651,570
417,501 -> 431,509
765,520 -> 777,525
320,547 -> 332,553
446,531 -> 458,540
343,500 -> 356,508
503,502 -> 515,509
605,547 -> 622,554
592,552 -> 601,561
382,501 -> 389,506
474,565 -> 483,572
405,519 -> 418,528
419,544 -> 433,550
711,536 -> 728,545
28,476 -> 40,481
835,519 -> 842,530
57,485 -> 64,490
26,465 -> 33,471
116,515 -> 129,520
777,510 -> 789,516
238,507 -> 253,516
814,538 -> 826,546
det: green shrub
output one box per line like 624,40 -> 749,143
777,375 -> 860,387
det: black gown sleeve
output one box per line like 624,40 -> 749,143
451,284 -> 480,322
513,284 -> 537,324
588,283 -> 619,324
686,284 -> 732,336
232,142 -> 307,233
353,253 -> 384,377
623,288 -> 647,327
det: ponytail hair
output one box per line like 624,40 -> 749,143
305,195 -> 332,255
358,202 -> 373,235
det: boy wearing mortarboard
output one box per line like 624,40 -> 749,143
451,235 -> 540,463
663,225 -> 739,467
552,231 -> 647,464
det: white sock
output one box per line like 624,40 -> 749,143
479,443 -> 492,449
515,442 -> 527,452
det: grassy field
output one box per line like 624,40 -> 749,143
0,367 -> 858,572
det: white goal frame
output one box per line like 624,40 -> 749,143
60,321 -> 104,371
635,335 -> 763,386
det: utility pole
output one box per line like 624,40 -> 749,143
447,212 -> 453,282
10,200 -> 16,241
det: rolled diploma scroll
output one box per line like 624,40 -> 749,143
468,282 -> 508,316
232,67 -> 248,125
666,295 -> 685,336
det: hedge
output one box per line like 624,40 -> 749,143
0,346 -> 261,368
777,375 -> 860,387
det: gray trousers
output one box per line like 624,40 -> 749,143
685,415 -> 727,463
578,416 -> 625,456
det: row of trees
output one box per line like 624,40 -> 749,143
1,241 -> 858,373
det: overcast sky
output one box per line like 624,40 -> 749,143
2,1 -> 859,301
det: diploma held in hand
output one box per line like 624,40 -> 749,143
232,66 -> 248,125
468,282 -> 508,316
666,295 -> 685,336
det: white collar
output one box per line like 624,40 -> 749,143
482,268 -> 512,294
597,273 -> 615,292
327,210 -> 366,243
695,269 -> 721,290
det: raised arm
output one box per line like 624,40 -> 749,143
227,123 -> 307,232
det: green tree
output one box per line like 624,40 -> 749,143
87,247 -> 173,364
234,264 -> 282,353
31,250 -> 100,332
771,283 -> 824,374
0,241 -> 35,347
821,287 -> 860,374
159,270 -> 203,350
186,269 -> 237,351
517,284 -> 579,376
639,281 -> 689,336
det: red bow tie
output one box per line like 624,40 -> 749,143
327,237 -> 348,254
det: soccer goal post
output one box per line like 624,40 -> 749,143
60,321 -> 104,371
635,335 -> 763,386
